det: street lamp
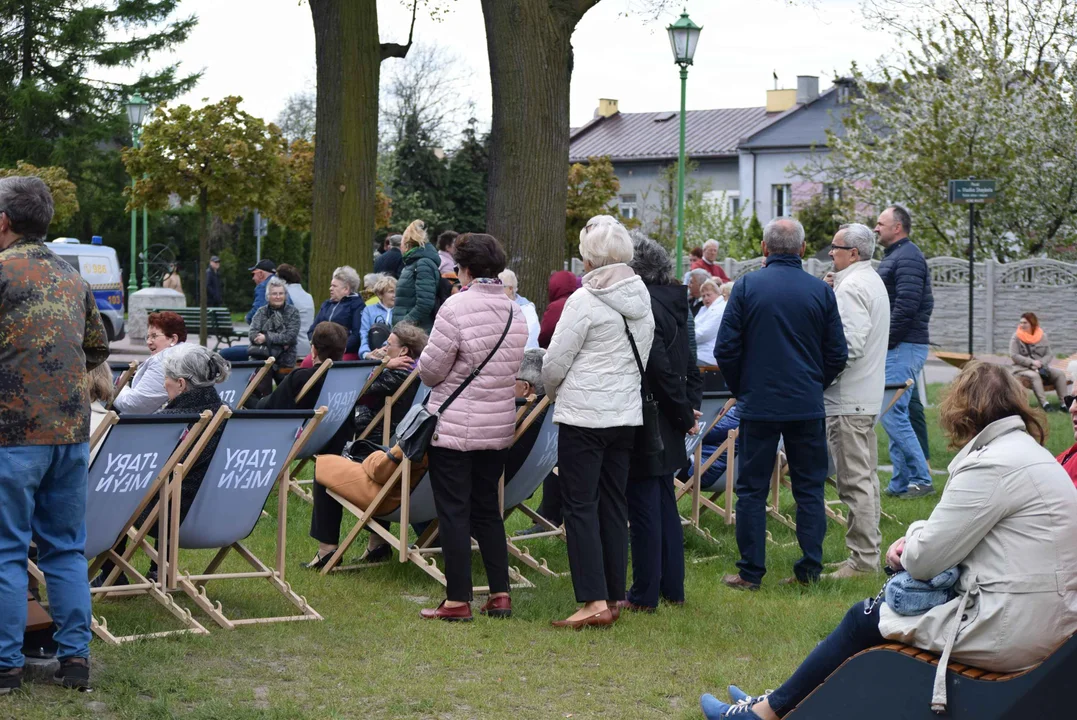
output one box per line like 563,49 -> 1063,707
667,10 -> 702,278
125,93 -> 151,293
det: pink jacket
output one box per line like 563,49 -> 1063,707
418,282 -> 528,451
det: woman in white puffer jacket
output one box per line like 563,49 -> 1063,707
542,215 -> 655,630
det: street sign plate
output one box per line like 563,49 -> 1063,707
948,179 -> 997,204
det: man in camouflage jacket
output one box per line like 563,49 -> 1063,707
0,176 -> 109,694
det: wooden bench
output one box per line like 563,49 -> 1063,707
787,634 -> 1076,718
151,307 -> 242,348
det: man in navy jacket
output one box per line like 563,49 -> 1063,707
874,204 -> 935,498
714,217 -> 848,589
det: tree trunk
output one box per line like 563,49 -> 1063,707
480,0 -> 595,310
308,0 -> 381,304
198,190 -> 209,346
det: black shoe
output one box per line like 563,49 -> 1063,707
145,569 -> 158,584
362,544 -> 392,563
53,657 -> 90,691
513,524 -> 545,537
300,550 -> 336,570
0,667 -> 22,695
90,571 -> 129,589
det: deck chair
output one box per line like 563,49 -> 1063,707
500,398 -> 565,578
320,402 -> 549,592
214,358 -> 276,409
786,632 -> 1077,719
287,359 -> 382,501
677,392 -> 736,547
47,411 -> 215,645
157,408 -> 326,630
107,361 -> 138,410
355,367 -> 423,445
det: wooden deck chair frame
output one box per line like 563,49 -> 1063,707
355,366 -> 422,445
288,359 -> 384,502
235,357 -> 276,409
675,398 -> 737,546
107,361 -> 137,410
49,410 -> 215,644
133,406 -> 327,630
319,402 -> 550,592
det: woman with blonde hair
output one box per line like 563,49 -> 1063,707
359,274 -> 396,356
393,219 -> 442,334
701,361 -> 1077,719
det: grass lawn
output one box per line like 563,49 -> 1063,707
9,384 -> 1075,719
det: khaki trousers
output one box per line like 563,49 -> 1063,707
826,415 -> 881,571
1014,367 -> 1068,406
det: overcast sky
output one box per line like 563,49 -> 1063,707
145,0 -> 900,137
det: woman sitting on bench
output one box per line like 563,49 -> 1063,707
701,361 -> 1077,719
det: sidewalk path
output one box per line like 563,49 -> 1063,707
108,322 -> 249,363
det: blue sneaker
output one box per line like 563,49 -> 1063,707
701,693 -> 764,719
727,685 -> 770,704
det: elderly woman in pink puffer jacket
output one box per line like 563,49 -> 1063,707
417,232 -> 528,623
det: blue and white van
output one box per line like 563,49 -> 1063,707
47,237 -> 126,341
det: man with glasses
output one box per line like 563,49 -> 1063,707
0,176 -> 109,693
874,204 -> 935,499
821,224 -> 890,579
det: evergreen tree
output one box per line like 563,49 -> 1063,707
446,117 -> 488,233
389,110 -> 453,232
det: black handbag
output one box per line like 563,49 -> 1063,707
246,343 -> 270,359
624,317 -> 664,455
398,305 -> 514,460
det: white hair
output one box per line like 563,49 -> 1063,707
703,239 -> 720,251
162,344 -> 231,388
763,217 -> 806,255
332,265 -> 361,293
688,268 -> 710,283
838,223 -> 876,259
578,215 -> 634,269
700,279 -> 721,295
266,276 -> 288,293
498,269 -> 518,289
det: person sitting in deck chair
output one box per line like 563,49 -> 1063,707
255,322 -> 346,413
513,349 -> 562,536
353,322 -> 427,438
683,403 -> 741,492
700,362 -> 1077,720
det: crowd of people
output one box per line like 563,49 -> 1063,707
1,173 -> 1076,717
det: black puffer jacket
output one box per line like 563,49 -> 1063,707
877,237 -> 934,349
630,283 -> 700,478
151,385 -> 224,522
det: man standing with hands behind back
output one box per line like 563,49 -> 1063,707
821,223 -> 890,579
0,176 -> 109,694
874,205 -> 935,499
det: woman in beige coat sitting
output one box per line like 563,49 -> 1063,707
701,360 -> 1077,719
1011,312 -> 1068,412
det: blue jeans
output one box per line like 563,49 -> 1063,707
735,419 -> 828,585
880,343 -> 932,493
218,345 -> 249,362
768,600 -> 883,716
0,444 -> 92,668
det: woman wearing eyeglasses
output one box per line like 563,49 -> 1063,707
113,310 -> 188,414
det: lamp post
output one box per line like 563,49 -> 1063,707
667,10 -> 702,278
125,93 -> 151,294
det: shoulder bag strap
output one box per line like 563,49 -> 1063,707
623,317 -> 653,400
435,304 -> 514,415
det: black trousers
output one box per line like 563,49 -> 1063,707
626,474 -> 685,607
536,471 -> 562,525
310,479 -> 344,545
557,424 -> 633,603
428,446 -> 510,602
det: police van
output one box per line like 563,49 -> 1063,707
47,237 -> 126,341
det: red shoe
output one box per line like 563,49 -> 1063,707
419,600 -> 473,622
479,595 -> 512,618
616,600 -> 657,614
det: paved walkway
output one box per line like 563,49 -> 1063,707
109,322 -> 249,363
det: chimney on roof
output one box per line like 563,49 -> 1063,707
796,75 -> 819,104
596,98 -> 619,118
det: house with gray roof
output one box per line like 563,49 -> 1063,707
568,76 -> 855,232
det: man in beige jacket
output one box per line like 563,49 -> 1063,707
823,223 -> 890,578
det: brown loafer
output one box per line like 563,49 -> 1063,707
419,600 -> 473,622
479,595 -> 511,618
551,608 -> 615,630
779,576 -> 811,587
616,600 -> 657,614
722,574 -> 761,591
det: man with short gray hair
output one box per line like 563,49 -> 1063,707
0,176 -> 109,693
715,217 -> 848,590
686,267 -> 710,316
690,238 -> 731,282
822,223 -> 890,579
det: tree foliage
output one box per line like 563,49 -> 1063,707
795,191 -> 856,257
565,156 -> 625,258
445,116 -> 488,233
802,0 -> 1077,259
270,137 -> 314,231
124,96 -> 284,342
387,110 -> 453,233
647,161 -> 751,259
380,43 -> 470,150
0,161 -> 79,230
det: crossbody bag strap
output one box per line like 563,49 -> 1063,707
623,317 -> 653,399
436,305 -> 514,415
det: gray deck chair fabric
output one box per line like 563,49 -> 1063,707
502,406 -> 559,510
179,410 -> 314,549
84,414 -> 199,559
108,361 -> 129,385
214,360 -> 266,409
297,360 -> 379,459
376,471 -> 435,524
685,391 -> 734,458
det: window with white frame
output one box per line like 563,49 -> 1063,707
771,184 -> 792,218
825,184 -> 843,203
619,194 -> 638,220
